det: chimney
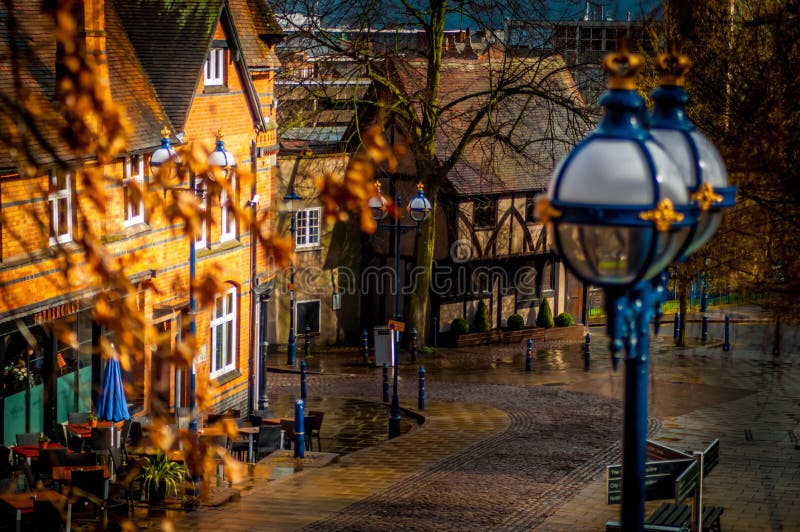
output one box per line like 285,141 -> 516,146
81,0 -> 110,102
56,0 -> 110,104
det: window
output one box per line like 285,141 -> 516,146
525,192 -> 540,223
473,195 -> 496,229
210,286 -> 237,377
297,300 -> 320,334
220,175 -> 236,242
124,155 -> 145,226
194,178 -> 207,248
49,169 -> 72,244
295,208 -> 320,248
204,47 -> 226,87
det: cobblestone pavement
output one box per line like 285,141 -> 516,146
169,308 -> 799,531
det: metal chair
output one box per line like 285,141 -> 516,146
36,447 -> 66,487
255,425 -> 282,460
15,432 -> 39,446
90,426 -> 113,468
32,499 -> 68,531
69,468 -> 107,528
307,410 -> 325,451
303,415 -> 316,452
279,419 -> 295,450
0,446 -> 12,492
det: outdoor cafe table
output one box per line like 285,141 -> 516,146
0,489 -> 72,532
12,443 -> 66,466
198,426 -> 260,463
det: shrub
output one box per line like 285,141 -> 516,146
472,300 -> 492,332
554,312 -> 574,327
506,314 -> 525,330
536,298 -> 554,329
450,318 -> 469,335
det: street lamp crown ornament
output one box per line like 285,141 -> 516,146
603,44 -> 644,90
655,46 -> 691,87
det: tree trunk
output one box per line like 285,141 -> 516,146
407,181 -> 438,347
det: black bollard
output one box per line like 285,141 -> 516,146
701,293 -> 709,344
362,329 -> 370,366
773,318 -> 781,356
674,312 -> 681,345
525,338 -> 533,372
433,317 -> 438,347
411,327 -> 418,362
300,360 -> 307,400
722,314 -> 731,352
304,324 -> 311,358
584,333 -> 591,370
418,367 -> 425,410
382,362 -> 389,402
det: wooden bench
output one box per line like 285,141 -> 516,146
606,503 -> 724,531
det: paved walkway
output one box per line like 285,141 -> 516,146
161,308 -> 798,531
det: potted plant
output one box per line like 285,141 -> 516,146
38,434 -> 51,449
140,452 -> 188,506
87,413 -> 98,427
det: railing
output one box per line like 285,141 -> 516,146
587,292 -> 768,321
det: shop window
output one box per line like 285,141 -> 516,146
210,286 -> 237,378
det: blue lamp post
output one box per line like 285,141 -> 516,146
370,182 -> 431,439
538,46 -> 734,530
283,187 -> 302,367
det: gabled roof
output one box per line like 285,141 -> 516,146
0,1 -> 174,171
395,57 -> 586,196
113,0 -> 224,132
228,0 -> 282,69
106,3 -> 172,153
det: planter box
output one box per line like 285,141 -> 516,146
449,325 -> 584,347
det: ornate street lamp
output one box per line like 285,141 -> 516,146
283,187 -> 302,367
538,46 -> 734,530
371,181 -> 431,438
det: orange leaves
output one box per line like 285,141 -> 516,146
316,122 -> 407,234
47,0 -> 129,165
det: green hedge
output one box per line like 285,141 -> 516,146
506,314 -> 525,330
554,312 -> 574,327
450,318 -> 469,335
473,300 -> 491,332
536,299 -> 554,329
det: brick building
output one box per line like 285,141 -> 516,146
0,0 -> 282,445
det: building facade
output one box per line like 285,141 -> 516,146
0,0 -> 282,445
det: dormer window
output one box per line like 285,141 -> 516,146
204,47 -> 226,87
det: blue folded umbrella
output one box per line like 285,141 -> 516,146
96,358 -> 130,422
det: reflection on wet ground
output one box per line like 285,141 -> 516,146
262,395 -> 415,455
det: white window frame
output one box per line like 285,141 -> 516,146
124,155 -> 145,227
220,174 -> 236,242
194,178 -> 207,248
295,207 -> 320,249
204,48 -> 226,87
296,299 -> 321,334
48,169 -> 73,245
210,286 -> 237,378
